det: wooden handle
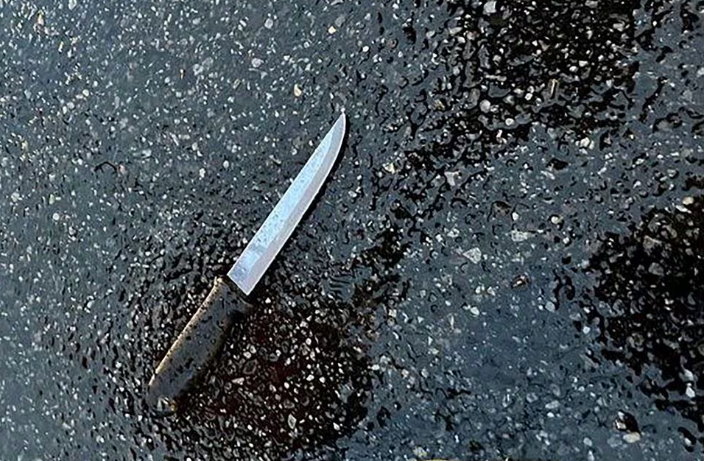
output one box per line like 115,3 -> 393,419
146,276 -> 251,415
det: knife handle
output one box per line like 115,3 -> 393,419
146,276 -> 252,415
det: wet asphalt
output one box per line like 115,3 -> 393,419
0,1 -> 702,460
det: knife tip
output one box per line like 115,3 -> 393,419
337,111 -> 347,132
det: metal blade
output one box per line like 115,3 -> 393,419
227,112 -> 346,295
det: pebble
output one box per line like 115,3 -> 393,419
510,229 -> 532,242
463,247 -> 482,264
483,0 -> 497,14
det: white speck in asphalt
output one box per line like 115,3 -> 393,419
483,1 -> 497,14
463,247 -> 482,264
685,384 -> 695,398
510,229 -> 532,242
545,400 -> 560,410
444,171 -> 460,186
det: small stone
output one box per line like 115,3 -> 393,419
328,25 -> 337,34
251,58 -> 263,68
642,235 -> 660,252
68,0 -> 77,10
193,57 -> 213,76
685,385 -> 695,398
287,414 -> 296,429
682,368 -> 695,382
293,84 -> 303,98
614,411 -> 639,433
444,171 -> 460,186
264,17 -> 274,29
510,229 -> 532,242
512,275 -> 529,288
479,99 -> 491,113
52,212 -> 60,221
623,432 -> 641,444
647,262 -> 664,276
483,0 -> 497,14
462,247 -> 482,264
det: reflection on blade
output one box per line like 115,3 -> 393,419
227,112 -> 346,295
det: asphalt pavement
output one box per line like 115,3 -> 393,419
0,1 -> 702,460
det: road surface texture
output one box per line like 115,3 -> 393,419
0,0 -> 702,460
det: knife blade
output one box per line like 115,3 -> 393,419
146,112 -> 346,415
228,112 -> 346,295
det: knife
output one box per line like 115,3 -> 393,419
146,112 -> 347,415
